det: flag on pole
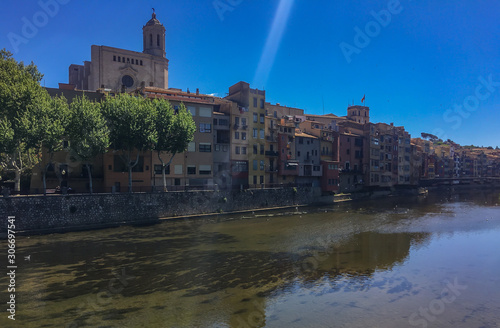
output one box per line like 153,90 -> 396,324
361,95 -> 365,103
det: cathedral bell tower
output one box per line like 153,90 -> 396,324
143,10 -> 166,58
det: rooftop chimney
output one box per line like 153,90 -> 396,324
196,88 -> 199,95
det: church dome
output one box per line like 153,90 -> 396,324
145,12 -> 162,26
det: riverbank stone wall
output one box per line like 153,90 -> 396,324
0,187 -> 314,234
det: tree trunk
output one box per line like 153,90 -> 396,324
162,165 -> 167,192
86,164 -> 93,194
14,168 -> 21,193
128,152 -> 140,193
43,163 -> 50,196
11,150 -> 22,193
157,151 -> 176,193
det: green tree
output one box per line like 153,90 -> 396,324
31,95 -> 70,195
421,132 -> 438,142
0,49 -> 46,192
67,96 -> 110,194
102,94 -> 157,192
153,101 -> 195,191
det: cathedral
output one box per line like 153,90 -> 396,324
67,12 -> 169,91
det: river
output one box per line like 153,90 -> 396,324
1,188 -> 499,327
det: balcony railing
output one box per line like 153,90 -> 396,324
265,151 -> 279,157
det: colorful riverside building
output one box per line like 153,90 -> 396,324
27,12 -> 500,195
225,82 -> 266,188
134,86 -> 224,191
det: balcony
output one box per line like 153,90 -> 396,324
241,125 -> 248,130
232,124 -> 239,130
265,151 -> 279,157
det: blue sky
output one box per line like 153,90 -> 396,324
1,0 -> 499,147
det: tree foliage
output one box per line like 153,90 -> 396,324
421,132 -> 439,142
0,48 -> 48,192
67,95 -> 110,193
33,95 -> 70,195
153,101 -> 195,191
102,93 -> 157,192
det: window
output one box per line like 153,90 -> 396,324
157,34 -> 160,46
235,117 -> 240,126
253,175 -> 257,184
199,165 -> 212,175
260,176 -> 264,184
215,144 -> 220,151
199,143 -> 212,152
187,166 -> 196,175
260,114 -> 264,124
313,166 -> 321,172
253,144 -> 258,154
199,107 -> 211,117
118,56 -> 121,62
242,132 -> 247,140
260,99 -> 265,109
253,128 -> 258,138
188,142 -> 195,152
149,34 -> 153,46
242,147 -> 247,155
154,164 -> 170,175
140,60 -> 143,66
260,160 -> 265,170
113,155 -> 144,172
113,55 -> 116,61
174,165 -> 183,175
235,132 -> 240,139
232,161 -> 248,172
260,144 -> 264,155
199,123 -> 211,133
62,140 -> 70,149
260,129 -> 265,139
253,97 -> 257,107
253,160 -> 258,170
298,151 -> 301,157
219,119 -> 228,126
235,146 -> 240,154
347,149 -> 350,155
241,117 -> 247,126
253,113 -> 258,123
187,106 -> 196,115
223,145 -> 228,152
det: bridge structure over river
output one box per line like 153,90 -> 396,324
420,177 -> 500,187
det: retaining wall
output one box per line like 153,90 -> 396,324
0,187 -> 314,234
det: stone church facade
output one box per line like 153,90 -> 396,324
68,12 -> 169,92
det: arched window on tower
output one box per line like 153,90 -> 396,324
149,34 -> 153,47
157,34 -> 160,47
